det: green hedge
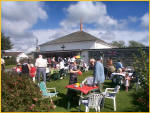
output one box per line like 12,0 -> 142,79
133,48 -> 149,111
4,57 -> 17,66
1,72 -> 55,112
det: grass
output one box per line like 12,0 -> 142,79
5,65 -> 16,69
46,71 -> 140,112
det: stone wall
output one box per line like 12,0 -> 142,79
88,47 -> 149,67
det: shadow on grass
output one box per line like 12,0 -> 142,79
53,92 -> 80,111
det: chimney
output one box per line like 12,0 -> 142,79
80,19 -> 83,32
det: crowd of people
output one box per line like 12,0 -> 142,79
12,55 -> 88,84
88,57 -> 133,92
2,54 -> 135,110
2,54 -> 133,93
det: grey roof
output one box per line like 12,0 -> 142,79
40,31 -> 112,47
4,52 -> 22,57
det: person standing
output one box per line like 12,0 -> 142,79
59,59 -> 65,79
107,58 -> 115,79
93,57 -> 105,109
67,61 -> 79,109
35,55 -> 47,84
1,58 -> 5,72
22,59 -> 30,76
69,61 -> 79,84
125,73 -> 131,92
29,64 -> 36,83
89,58 -> 96,70
93,57 -> 105,93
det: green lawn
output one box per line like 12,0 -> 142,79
46,71 -> 140,112
5,65 -> 16,69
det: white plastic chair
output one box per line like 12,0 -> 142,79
102,85 -> 120,111
79,93 -> 103,112
82,76 -> 94,86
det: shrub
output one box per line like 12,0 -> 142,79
1,72 -> 54,112
5,57 -> 17,66
133,48 -> 149,111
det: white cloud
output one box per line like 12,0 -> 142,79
128,16 -> 138,22
141,13 -> 149,27
32,28 -> 149,50
83,29 -> 149,46
60,1 -> 118,29
32,28 -> 78,45
2,1 -> 48,34
2,1 -> 149,53
2,1 -> 48,53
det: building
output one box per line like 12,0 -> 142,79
3,52 -> 28,63
39,29 -> 113,63
3,52 -> 22,58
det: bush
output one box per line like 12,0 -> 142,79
5,57 -> 17,66
2,72 -> 54,112
133,48 -> 149,111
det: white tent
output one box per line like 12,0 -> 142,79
16,53 -> 28,62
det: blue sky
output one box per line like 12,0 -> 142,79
33,1 -> 148,30
2,1 -> 149,52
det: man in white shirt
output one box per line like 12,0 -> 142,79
35,55 -> 47,83
59,59 -> 65,79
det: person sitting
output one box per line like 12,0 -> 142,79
115,60 -> 124,70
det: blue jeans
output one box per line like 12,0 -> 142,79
37,67 -> 46,83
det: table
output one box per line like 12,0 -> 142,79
111,72 -> 133,77
66,84 -> 99,109
110,72 -> 133,85
66,84 -> 99,95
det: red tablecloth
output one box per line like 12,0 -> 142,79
66,84 -> 99,94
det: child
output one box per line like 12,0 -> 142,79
16,63 -> 22,75
29,64 -> 36,83
125,73 -> 130,92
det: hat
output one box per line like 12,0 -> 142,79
17,63 -> 21,66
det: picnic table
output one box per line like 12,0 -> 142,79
66,84 -> 99,109
66,84 -> 99,95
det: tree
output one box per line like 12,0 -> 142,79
111,41 -> 126,48
133,48 -> 149,111
128,40 -> 145,47
1,33 -> 13,50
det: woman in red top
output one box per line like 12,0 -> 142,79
29,64 -> 36,83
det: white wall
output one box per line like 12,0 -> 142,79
40,41 -> 95,52
95,42 -> 111,49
